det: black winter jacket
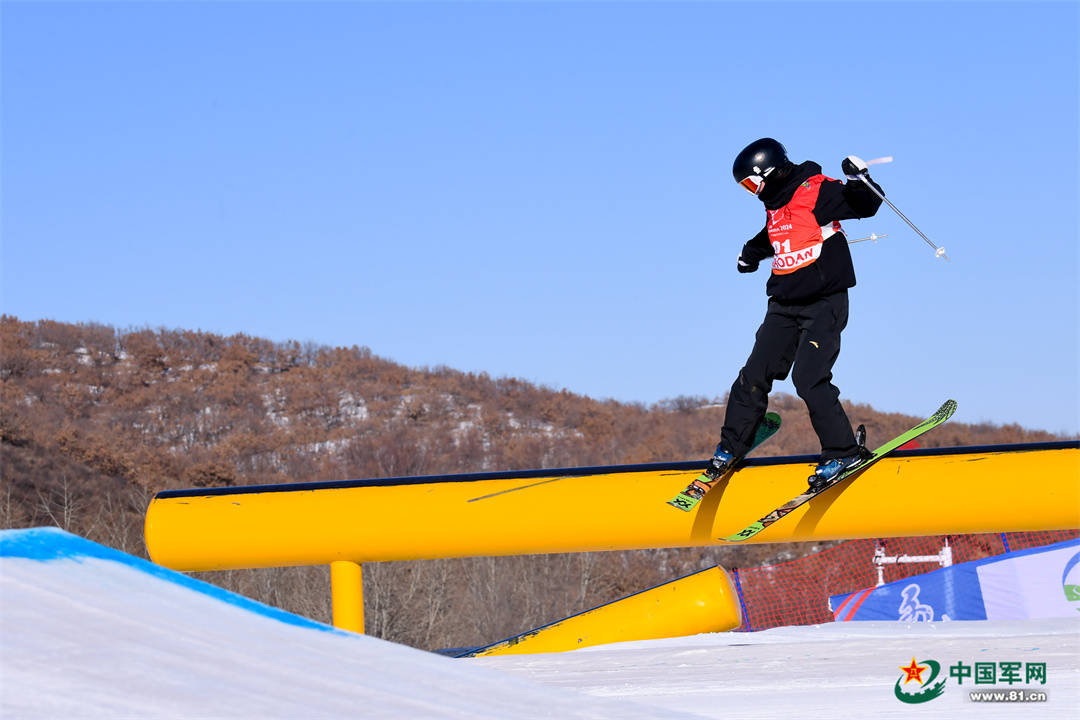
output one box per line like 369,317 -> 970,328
739,161 -> 883,302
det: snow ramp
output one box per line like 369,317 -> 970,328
0,527 -> 696,719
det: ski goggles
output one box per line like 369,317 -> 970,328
738,174 -> 765,195
737,165 -> 777,195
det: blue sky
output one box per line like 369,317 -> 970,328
2,2 -> 1077,436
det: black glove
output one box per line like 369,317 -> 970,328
842,155 -> 870,180
737,255 -> 758,273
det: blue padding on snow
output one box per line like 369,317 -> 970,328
0,527 -> 349,635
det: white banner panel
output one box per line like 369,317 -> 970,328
977,543 -> 1080,620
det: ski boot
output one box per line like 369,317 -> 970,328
807,425 -> 871,492
706,446 -> 737,480
674,446 -> 744,507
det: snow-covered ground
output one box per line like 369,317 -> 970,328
2,527 -> 1077,719
476,619 -> 1079,719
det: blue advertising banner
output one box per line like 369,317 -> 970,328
830,538 -> 1080,622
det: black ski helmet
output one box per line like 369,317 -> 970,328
732,138 -> 790,194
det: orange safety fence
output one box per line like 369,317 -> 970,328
731,530 -> 1080,631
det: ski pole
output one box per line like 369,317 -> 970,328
847,233 -> 888,245
856,175 -> 949,262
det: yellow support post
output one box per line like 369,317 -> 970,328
330,560 -> 364,633
460,565 -> 741,657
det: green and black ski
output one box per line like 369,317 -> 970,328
667,412 -> 782,512
720,399 -> 957,542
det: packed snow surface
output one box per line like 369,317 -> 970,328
2,528 -> 1077,719
475,619 -> 1079,719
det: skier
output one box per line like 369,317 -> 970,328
710,138 -> 883,490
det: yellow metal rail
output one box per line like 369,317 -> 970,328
145,443 -> 1079,572
460,565 -> 741,657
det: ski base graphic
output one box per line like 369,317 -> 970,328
667,412 -> 782,512
720,399 -> 957,542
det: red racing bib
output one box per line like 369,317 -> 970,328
766,175 -> 842,275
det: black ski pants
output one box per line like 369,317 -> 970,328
720,290 -> 858,460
